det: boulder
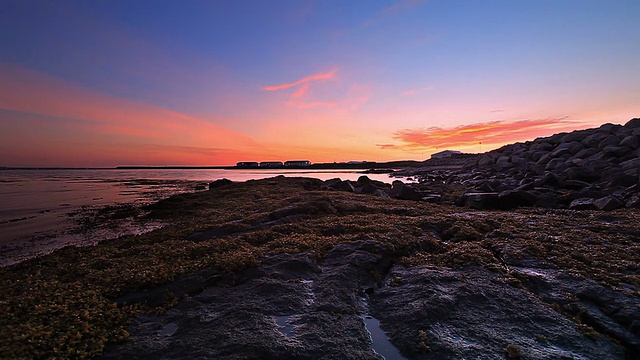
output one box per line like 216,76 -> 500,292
535,192 -> 559,208
373,189 -> 391,198
497,189 -> 538,209
573,147 -> 600,159
619,135 -> 639,150
331,180 -> 355,192
359,183 -> 378,194
603,145 -> 631,157
209,178 -> 233,189
594,196 -> 624,211
624,118 -> 640,129
598,135 -> 620,149
457,192 -> 500,210
569,198 -> 596,210
390,181 -> 423,201
564,166 -> 600,183
355,175 -> 373,187
534,172 -> 561,187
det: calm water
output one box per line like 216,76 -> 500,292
0,168 -> 396,265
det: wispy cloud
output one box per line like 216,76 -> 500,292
366,0 -> 426,27
263,69 -> 339,109
263,69 -> 337,91
401,86 -> 433,96
291,84 -> 310,98
378,117 -> 592,150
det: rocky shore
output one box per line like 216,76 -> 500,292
1,120 -> 639,359
396,118 -> 640,211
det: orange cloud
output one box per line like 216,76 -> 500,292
0,63 -> 262,166
378,117 -> 595,151
263,69 -> 337,91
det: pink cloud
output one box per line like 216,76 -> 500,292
291,84 -> 310,98
263,69 -> 337,91
379,117 -> 595,150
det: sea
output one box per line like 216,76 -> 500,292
0,168 -> 397,266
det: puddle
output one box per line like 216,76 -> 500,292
274,315 -> 297,338
359,295 -> 406,360
361,315 -> 407,360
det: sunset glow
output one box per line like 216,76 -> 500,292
1,1 -> 639,166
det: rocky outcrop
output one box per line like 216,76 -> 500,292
402,119 -> 640,210
102,241 -> 635,359
371,266 -> 630,359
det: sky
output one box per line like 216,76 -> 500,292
1,0 -> 639,167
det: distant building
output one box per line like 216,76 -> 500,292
259,161 -> 284,168
431,150 -> 462,159
284,160 -> 311,167
236,161 -> 259,168
347,160 -> 366,165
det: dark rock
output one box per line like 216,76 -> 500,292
420,193 -> 442,203
359,183 -> 378,194
573,147 -> 600,159
497,189 -> 538,209
323,178 -> 342,188
535,192 -> 559,208
513,267 -> 640,356
356,175 -> 373,187
478,155 -> 495,167
599,135 -> 620,149
103,244 -> 402,360
370,266 -> 626,359
569,198 -> 596,210
625,193 -> 640,208
598,123 -> 622,134
620,158 -> 640,174
457,192 -> 500,209
562,180 -> 591,190
390,181 -> 423,201
581,132 -> 607,148
373,189 -> 391,198
624,118 -> 640,129
208,178 -> 233,189
544,158 -> 566,171
534,172 -> 561,187
603,145 -> 631,157
594,196 -> 623,211
564,166 -> 600,183
331,180 -> 355,192
620,135 -> 640,149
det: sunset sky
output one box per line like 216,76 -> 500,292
1,0 -> 639,167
